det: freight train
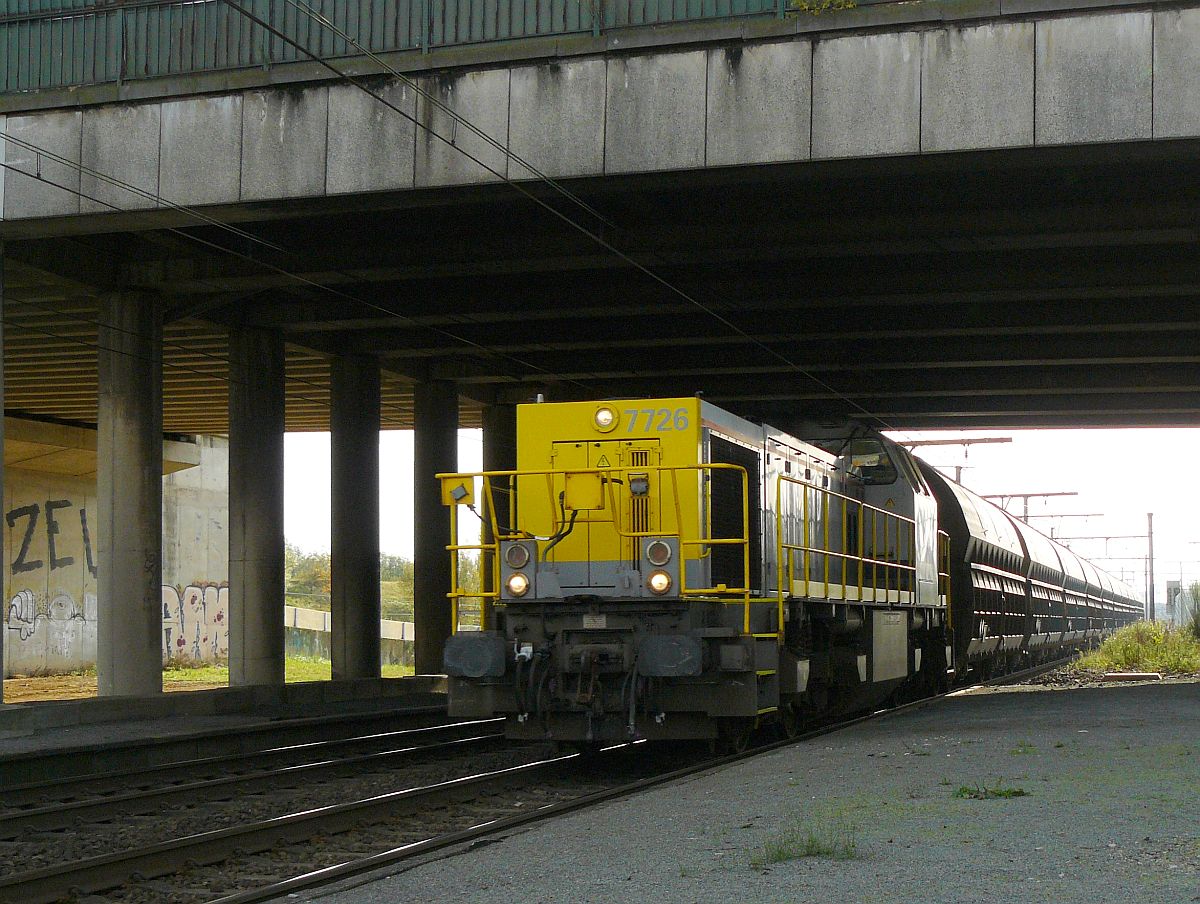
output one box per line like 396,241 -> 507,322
438,397 -> 1142,748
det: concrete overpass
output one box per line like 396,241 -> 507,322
0,0 -> 1197,698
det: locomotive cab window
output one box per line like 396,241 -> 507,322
848,438 -> 898,485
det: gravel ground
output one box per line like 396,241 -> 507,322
294,680 -> 1200,904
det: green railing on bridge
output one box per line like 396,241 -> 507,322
0,0 -> 785,93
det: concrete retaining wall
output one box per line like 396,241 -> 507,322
4,428 -> 229,676
2,6 -> 1199,222
285,605 -> 415,666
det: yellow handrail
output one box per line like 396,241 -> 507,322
774,474 -> 919,608
438,463 -> 752,634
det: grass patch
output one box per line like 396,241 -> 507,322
749,819 -> 859,867
953,781 -> 1029,800
162,656 -> 414,684
1074,622 -> 1200,674
1009,741 -> 1037,755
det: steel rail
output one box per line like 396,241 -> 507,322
0,654 -> 1076,904
0,728 -> 508,836
0,703 -> 449,789
203,653 -> 1081,904
0,750 -> 586,904
1,716 -> 498,806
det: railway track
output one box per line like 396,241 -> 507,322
0,704 -> 451,787
0,718 -> 506,833
0,656 -> 1073,904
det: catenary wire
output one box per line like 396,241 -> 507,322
0,147 -> 594,397
0,132 -> 284,253
225,0 -> 897,433
0,163 -> 422,427
284,0 -> 615,230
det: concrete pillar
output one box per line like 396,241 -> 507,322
228,327 -> 286,686
481,404 -> 517,629
97,293 -> 163,697
330,356 -> 381,681
413,380 -> 458,675
0,247 -> 5,700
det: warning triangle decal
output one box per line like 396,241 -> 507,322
596,455 -> 611,468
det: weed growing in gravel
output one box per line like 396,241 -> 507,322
1010,741 -> 1037,755
953,781 -> 1029,800
749,819 -> 859,867
1074,622 -> 1200,674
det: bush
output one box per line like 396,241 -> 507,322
1075,622 -> 1200,675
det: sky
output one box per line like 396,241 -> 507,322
284,427 -> 1200,618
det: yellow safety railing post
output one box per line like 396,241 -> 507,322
449,504 -> 460,634
775,476 -> 785,638
840,495 -> 848,598
802,483 -> 811,598
857,501 -> 864,600
742,466 -> 751,633
822,488 -> 830,597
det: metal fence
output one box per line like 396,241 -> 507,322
0,0 -> 783,93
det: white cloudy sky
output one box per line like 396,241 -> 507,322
284,427 -> 1200,613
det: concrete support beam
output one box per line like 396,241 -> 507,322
228,326 -> 286,686
413,380 -> 458,675
330,356 -> 381,681
480,404 -> 517,629
97,292 -> 163,697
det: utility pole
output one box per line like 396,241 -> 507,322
905,437 -> 1011,486
904,438 -> 1013,450
981,491 -> 1079,523
1147,512 -> 1155,623
1024,513 -> 1102,539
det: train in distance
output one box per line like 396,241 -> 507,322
438,396 -> 1142,748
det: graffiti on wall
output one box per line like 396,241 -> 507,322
5,496 -> 228,669
162,583 -> 229,661
6,587 -> 90,638
6,500 -> 97,577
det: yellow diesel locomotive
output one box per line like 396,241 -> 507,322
438,397 -> 1140,746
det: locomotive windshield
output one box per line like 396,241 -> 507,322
849,438 -> 898,485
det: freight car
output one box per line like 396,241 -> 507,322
438,397 -> 1141,747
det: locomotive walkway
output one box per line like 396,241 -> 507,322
302,680 -> 1200,904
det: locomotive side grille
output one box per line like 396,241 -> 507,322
630,450 -> 650,566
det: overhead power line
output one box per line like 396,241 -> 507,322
222,0 -> 898,433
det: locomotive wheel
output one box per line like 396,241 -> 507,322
779,704 -> 801,739
717,718 -> 755,754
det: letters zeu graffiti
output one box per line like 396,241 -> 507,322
6,501 -> 95,576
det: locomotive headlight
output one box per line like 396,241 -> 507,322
506,572 -> 530,597
593,406 -> 618,433
504,543 -> 531,569
647,570 -> 673,595
645,539 -> 672,567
